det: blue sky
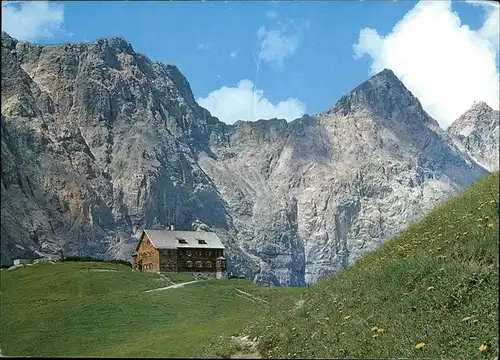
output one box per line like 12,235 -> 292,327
2,1 -> 499,128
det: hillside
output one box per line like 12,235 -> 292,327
1,173 -> 497,358
230,171 -> 498,359
0,262 -> 302,357
1,32 -> 491,286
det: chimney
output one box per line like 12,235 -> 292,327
170,224 -> 175,231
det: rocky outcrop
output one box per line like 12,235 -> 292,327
0,32 -> 238,267
0,33 -> 489,285
202,69 -> 487,284
447,102 -> 499,172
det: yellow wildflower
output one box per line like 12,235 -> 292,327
490,200 -> 496,204
415,343 -> 425,350
343,315 -> 351,320
487,223 -> 494,228
478,218 -> 483,222
377,328 -> 385,333
371,326 -> 379,332
426,286 -> 435,291
462,316 -> 473,321
479,344 -> 487,352
403,292 -> 409,296
372,334 -> 378,338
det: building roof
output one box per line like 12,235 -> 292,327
142,230 -> 225,250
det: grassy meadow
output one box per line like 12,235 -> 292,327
0,261 -> 302,357
1,172 -> 498,358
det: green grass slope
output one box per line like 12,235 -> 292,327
1,173 -> 498,359
245,172 -> 499,359
0,261 -> 302,357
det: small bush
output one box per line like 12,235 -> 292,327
60,256 -> 131,267
61,256 -> 104,263
109,259 -> 132,267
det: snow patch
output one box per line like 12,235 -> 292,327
459,125 -> 475,137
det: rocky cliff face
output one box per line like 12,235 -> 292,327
447,102 -> 499,172
1,32 -> 238,267
201,69 -> 488,284
0,33 -> 489,285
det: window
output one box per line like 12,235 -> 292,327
206,261 -> 212,268
186,250 -> 192,257
176,238 -> 188,244
197,239 -> 207,245
209,251 -> 212,257
195,261 -> 203,268
186,261 -> 193,268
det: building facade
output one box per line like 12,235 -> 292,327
132,229 -> 226,274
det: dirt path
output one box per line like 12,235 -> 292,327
234,289 -> 269,304
144,280 -> 201,293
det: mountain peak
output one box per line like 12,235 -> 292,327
365,68 -> 408,92
371,68 -> 398,81
327,68 -> 429,122
467,101 -> 494,113
449,101 -> 499,132
447,101 -> 499,171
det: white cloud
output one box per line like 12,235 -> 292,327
353,0 -> 499,129
1,1 -> 67,41
468,0 -> 500,53
230,51 -> 238,59
257,25 -> 299,66
197,79 -> 306,124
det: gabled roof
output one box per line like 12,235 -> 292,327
140,230 -> 225,250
